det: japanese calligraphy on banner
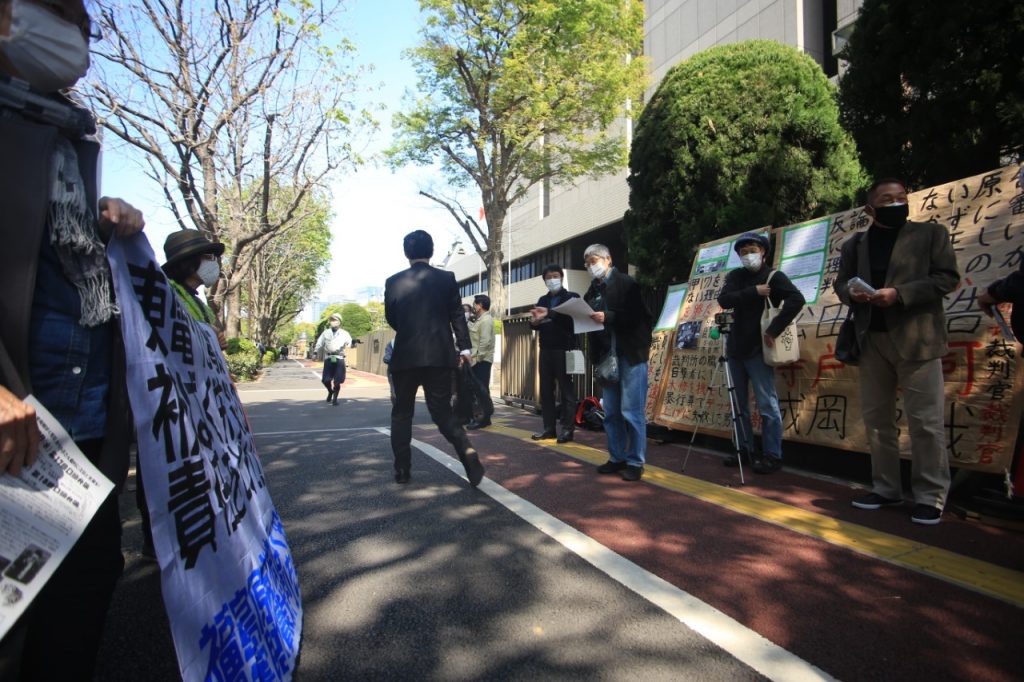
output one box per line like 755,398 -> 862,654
646,283 -> 687,419
107,236 -> 302,681
651,166 -> 1024,473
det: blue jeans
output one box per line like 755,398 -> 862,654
602,357 -> 648,467
727,353 -> 783,460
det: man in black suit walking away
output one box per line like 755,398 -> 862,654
385,230 -> 485,486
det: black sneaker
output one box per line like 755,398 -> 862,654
752,457 -> 782,474
597,460 -> 627,474
723,449 -> 753,468
851,493 -> 903,510
621,465 -> 643,481
911,504 -> 942,525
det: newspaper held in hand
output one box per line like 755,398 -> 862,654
551,297 -> 603,334
0,397 -> 114,640
847,276 -> 878,297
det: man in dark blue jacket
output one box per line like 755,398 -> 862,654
384,230 -> 484,487
529,264 -> 580,443
716,232 -> 804,474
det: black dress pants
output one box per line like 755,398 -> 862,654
391,367 -> 473,473
539,348 -> 577,432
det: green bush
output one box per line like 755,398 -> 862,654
262,350 -> 276,365
225,337 -> 258,355
225,351 -> 262,381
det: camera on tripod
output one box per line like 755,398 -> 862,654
713,310 -> 734,333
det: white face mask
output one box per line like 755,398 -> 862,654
197,259 -> 220,288
0,0 -> 91,93
741,253 -> 763,272
588,263 -> 608,279
544,278 -> 562,292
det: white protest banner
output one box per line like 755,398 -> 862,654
0,398 -> 114,639
107,235 -> 302,681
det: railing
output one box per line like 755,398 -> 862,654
500,314 -> 601,411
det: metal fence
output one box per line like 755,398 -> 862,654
500,314 -> 600,411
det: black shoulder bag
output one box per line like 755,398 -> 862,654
834,234 -> 863,365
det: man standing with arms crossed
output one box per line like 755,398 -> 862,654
835,178 -> 960,525
385,230 -> 484,487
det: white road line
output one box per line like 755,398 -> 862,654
380,428 -> 836,682
254,427 -> 385,436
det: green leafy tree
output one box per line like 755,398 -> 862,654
389,0 -> 647,312
314,303 -> 372,340
626,40 -> 865,284
364,300 -> 387,331
838,0 -> 1024,189
244,186 -> 333,345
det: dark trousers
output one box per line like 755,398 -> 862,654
391,367 -> 473,473
470,361 -> 494,417
321,357 -> 346,393
539,348 -> 577,432
0,439 -> 124,681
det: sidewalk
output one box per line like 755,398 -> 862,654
435,398 -> 1024,681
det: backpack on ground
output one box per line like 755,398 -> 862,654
575,396 -> 605,431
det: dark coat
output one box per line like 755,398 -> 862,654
834,220 -> 960,362
987,260 -> 1024,341
384,262 -> 471,371
531,288 -> 580,351
0,107 -> 131,487
717,265 -> 805,359
583,268 -> 653,365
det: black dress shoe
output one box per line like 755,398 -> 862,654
597,460 -> 627,474
752,457 -> 782,474
395,470 -> 411,484
461,448 -> 485,487
466,418 -> 492,430
556,430 -> 574,443
621,465 -> 643,481
532,430 -> 557,441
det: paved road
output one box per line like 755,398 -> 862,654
95,360 -> 1024,681
95,362 -> 777,680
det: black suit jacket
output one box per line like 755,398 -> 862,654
385,262 -> 471,371
583,268 -> 653,365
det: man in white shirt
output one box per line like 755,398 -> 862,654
313,313 -> 352,405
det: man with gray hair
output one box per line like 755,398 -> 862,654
582,244 -> 653,481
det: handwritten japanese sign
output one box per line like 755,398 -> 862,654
651,166 -> 1024,473
108,236 -> 302,681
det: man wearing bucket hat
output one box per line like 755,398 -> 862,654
716,231 -> 804,474
314,312 -> 352,405
161,229 -> 227,350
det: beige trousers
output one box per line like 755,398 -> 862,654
859,331 -> 951,509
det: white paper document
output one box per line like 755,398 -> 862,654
0,397 -> 114,640
552,297 -> 604,333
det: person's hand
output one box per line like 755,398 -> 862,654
977,290 -> 996,317
756,284 -> 770,297
763,333 -> 775,348
531,306 -> 548,322
590,311 -> 605,324
459,350 -> 471,367
849,288 -> 872,303
98,197 -> 145,238
871,288 -> 899,308
0,386 -> 40,477
217,330 -> 227,351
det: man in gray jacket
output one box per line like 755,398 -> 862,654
835,178 -> 960,525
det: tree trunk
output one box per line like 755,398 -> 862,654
225,287 -> 242,338
484,249 -> 505,319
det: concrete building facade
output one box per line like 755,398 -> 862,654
446,0 -> 863,314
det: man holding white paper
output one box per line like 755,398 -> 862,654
529,264 -> 581,443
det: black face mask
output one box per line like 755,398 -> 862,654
872,202 -> 909,228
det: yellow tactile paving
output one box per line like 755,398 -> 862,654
483,420 -> 1024,609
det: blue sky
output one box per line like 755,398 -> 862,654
99,0 -> 474,308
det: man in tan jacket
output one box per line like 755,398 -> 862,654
835,178 -> 960,525
467,294 -> 495,429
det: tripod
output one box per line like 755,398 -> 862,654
681,324 -> 749,484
